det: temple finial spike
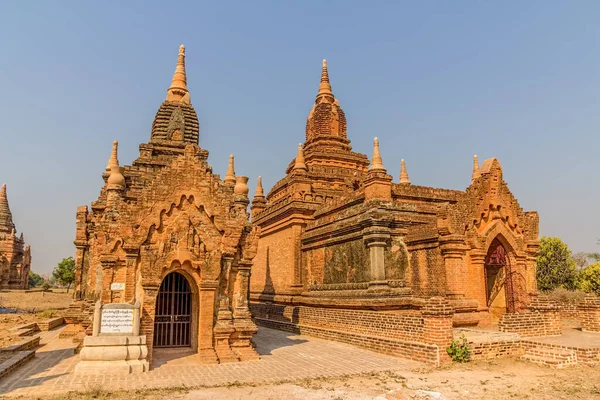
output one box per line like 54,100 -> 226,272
106,140 -> 120,171
400,159 -> 411,184
369,137 -> 385,171
255,176 -> 265,198
317,58 -> 333,98
471,154 -> 480,183
166,44 -> 190,104
294,143 -> 307,171
224,154 -> 236,185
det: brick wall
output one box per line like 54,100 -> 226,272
251,296 -> 454,366
498,296 -> 561,337
579,294 -> 600,332
470,339 -> 523,360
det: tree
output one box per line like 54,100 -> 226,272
572,252 -> 590,270
28,271 -> 44,288
578,262 -> 600,296
52,257 -> 75,293
536,237 -> 578,291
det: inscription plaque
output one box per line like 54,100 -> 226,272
100,308 -> 134,334
110,282 -> 125,291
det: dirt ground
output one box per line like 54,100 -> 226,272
0,290 -> 72,313
24,357 -> 600,400
0,314 -> 41,347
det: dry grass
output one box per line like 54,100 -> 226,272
0,290 -> 72,313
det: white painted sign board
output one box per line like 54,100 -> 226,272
100,308 -> 134,334
110,282 -> 125,291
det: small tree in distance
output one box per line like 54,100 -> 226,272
28,271 -> 44,288
537,237 -> 578,291
52,257 -> 75,293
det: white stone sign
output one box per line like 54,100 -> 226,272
110,282 -> 125,291
100,308 -> 134,334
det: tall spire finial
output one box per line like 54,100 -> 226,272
369,137 -> 385,171
294,143 -> 307,171
224,154 -> 236,185
166,44 -> 190,104
317,59 -> 333,99
255,176 -> 265,198
471,154 -> 480,183
107,141 -> 125,188
0,183 -> 14,233
106,140 -> 119,172
399,159 -> 411,184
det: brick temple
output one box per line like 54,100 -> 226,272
249,60 -> 540,359
72,45 -> 259,364
0,184 -> 31,290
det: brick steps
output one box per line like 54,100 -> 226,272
0,350 -> 36,379
521,347 -> 577,368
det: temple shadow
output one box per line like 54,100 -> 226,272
0,346 -> 73,396
254,326 -> 308,356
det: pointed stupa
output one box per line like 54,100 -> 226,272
316,59 -> 333,99
0,184 -> 15,233
254,176 -> 265,198
166,44 -> 190,104
471,154 -> 480,183
106,140 -> 119,172
399,159 -> 411,184
369,137 -> 385,171
107,141 -> 125,188
294,143 -> 307,171
224,154 -> 236,185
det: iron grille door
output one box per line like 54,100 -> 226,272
154,272 -> 192,347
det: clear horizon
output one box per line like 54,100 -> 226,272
1,1 -> 599,274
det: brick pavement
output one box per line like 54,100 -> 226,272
0,326 -> 421,398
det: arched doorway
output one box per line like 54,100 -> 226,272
154,272 -> 193,347
484,238 -> 516,317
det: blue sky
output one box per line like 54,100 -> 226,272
0,1 -> 598,274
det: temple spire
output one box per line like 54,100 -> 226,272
254,176 -> 265,198
106,140 -> 119,172
107,141 -> 125,189
294,143 -> 307,171
471,154 -> 480,183
224,154 -> 236,185
369,137 -> 385,171
399,159 -> 411,184
0,184 -> 15,233
166,44 -> 190,104
316,59 -> 333,99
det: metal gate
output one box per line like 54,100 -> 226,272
154,272 -> 192,347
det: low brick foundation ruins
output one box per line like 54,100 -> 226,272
579,294 -> 600,332
251,296 -> 454,366
498,295 -> 561,337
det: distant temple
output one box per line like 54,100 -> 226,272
249,60 -> 540,337
0,184 -> 31,290
72,45 -> 259,364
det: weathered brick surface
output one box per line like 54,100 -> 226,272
71,45 -> 258,365
250,58 -> 540,358
579,294 -> 600,332
498,297 -> 561,337
0,184 -> 31,290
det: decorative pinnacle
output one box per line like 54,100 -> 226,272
224,154 -> 236,185
369,137 -> 385,171
0,183 -> 14,233
294,143 -> 307,171
106,140 -> 119,172
166,44 -> 190,104
317,59 -> 333,98
107,141 -> 125,188
400,159 -> 411,184
471,154 -> 480,183
254,176 -> 265,198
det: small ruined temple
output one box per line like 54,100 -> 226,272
0,184 -> 31,290
72,45 -> 259,364
250,60 -> 540,359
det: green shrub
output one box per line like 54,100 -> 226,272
578,262 -> 600,296
446,334 -> 471,363
42,281 -> 51,291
